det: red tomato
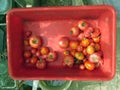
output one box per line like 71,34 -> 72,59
84,61 -> 95,71
24,50 -> 31,58
77,45 -> 83,52
69,40 -> 79,50
78,33 -> 84,41
29,36 -> 42,48
40,47 -> 49,55
79,64 -> 85,70
59,37 -> 69,49
36,59 -> 46,69
46,51 -> 57,62
70,27 -> 80,37
84,27 -> 94,38
30,56 -> 38,65
63,55 -> 74,68
82,48 -> 87,55
78,20 -> 89,31
24,39 -> 29,46
91,28 -> 101,38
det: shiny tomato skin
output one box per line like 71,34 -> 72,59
75,52 -> 84,60
78,20 -> 89,31
86,45 -> 95,55
36,59 -> 46,69
77,45 -> 83,52
29,36 -> 42,48
59,37 -> 69,49
40,47 -> 49,55
63,50 -> 70,56
79,64 -> 85,70
92,36 -> 100,43
69,40 -> 79,50
63,55 -> 74,68
78,33 -> 84,41
70,27 -> 80,37
46,51 -> 57,62
81,38 -> 90,47
84,61 -> 95,71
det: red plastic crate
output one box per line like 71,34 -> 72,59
7,5 -> 116,80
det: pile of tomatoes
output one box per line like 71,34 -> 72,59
23,31 -> 57,69
59,20 -> 103,71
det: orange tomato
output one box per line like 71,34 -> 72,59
92,36 -> 100,43
29,36 -> 42,48
69,40 -> 79,50
86,45 -> 95,55
81,38 -> 90,47
40,47 -> 49,55
75,52 -> 84,60
84,61 -> 95,71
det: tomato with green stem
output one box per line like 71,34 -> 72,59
63,55 -> 74,68
40,46 -> 50,55
69,40 -> 79,50
78,20 -> 89,31
80,38 -> 90,47
29,36 -> 42,48
75,52 -> 84,61
69,27 -> 80,37
46,51 -> 57,62
36,58 -> 46,69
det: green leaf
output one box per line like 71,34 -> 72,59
72,0 -> 84,6
83,0 -> 104,5
0,29 -> 4,53
14,0 -> 26,7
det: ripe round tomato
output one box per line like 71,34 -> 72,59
80,38 -> 90,47
84,61 -> 95,71
86,45 -> 95,55
79,64 -> 85,70
70,27 -> 80,37
36,59 -> 46,69
75,52 -> 84,60
29,36 -> 42,48
63,50 -> 70,56
63,55 -> 74,68
78,20 -> 89,31
59,37 -> 69,49
30,56 -> 38,64
84,27 -> 94,38
82,48 -> 87,55
78,33 -> 84,41
94,43 -> 101,51
69,40 -> 79,50
77,45 -> 83,52
40,47 -> 49,55
46,51 -> 57,62
24,50 -> 31,58
92,36 -> 100,43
